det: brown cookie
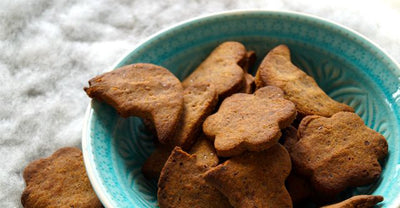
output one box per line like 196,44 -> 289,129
21,147 -> 103,208
281,125 -> 298,150
158,145 -> 231,208
142,143 -> 173,180
239,50 -> 257,72
286,172 -> 312,205
203,86 -> 297,157
84,63 -> 183,143
182,41 -> 247,99
280,126 -> 313,204
171,84 -> 218,149
240,73 -> 255,94
321,195 -> 384,208
204,144 -> 292,208
142,82 -> 218,180
289,112 -> 388,197
189,135 -> 219,168
142,135 -> 218,180
255,45 -> 353,117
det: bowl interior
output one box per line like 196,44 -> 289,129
83,11 -> 400,208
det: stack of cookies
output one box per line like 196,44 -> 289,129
83,42 -> 388,207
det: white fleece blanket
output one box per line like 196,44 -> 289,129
1,0 -> 399,207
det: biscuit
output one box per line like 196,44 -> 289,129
142,82 -> 218,179
204,144 -> 292,208
171,84 -> 218,149
84,63 -> 184,143
289,112 -> 388,197
285,172 -> 312,205
321,195 -> 383,208
239,50 -> 257,72
255,45 -> 354,117
142,135 -> 218,180
21,147 -> 103,208
142,143 -> 173,180
203,86 -> 297,157
280,125 -> 298,150
280,126 -> 313,204
157,144 -> 231,207
240,73 -> 255,94
182,41 -> 247,99
189,135 -> 219,168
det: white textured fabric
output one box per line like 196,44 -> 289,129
0,0 -> 399,207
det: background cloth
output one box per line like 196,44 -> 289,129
1,0 -> 399,207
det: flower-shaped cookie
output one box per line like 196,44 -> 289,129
290,112 -> 388,197
21,147 -> 102,208
203,86 -> 296,157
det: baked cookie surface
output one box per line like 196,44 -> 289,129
255,45 -> 353,117
290,112 -> 388,196
84,63 -> 184,143
157,143 -> 231,208
21,147 -> 103,208
205,144 -> 292,208
321,195 -> 383,208
182,41 -> 247,99
171,84 -> 218,149
203,86 -> 296,157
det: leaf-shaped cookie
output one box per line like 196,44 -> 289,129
203,86 -> 296,157
182,41 -> 247,99
255,45 -> 353,117
84,63 -> 183,143
171,84 -> 218,149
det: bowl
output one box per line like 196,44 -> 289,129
82,10 -> 400,208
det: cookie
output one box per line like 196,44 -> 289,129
280,126 -> 313,204
142,135 -> 218,180
204,144 -> 292,208
255,45 -> 353,117
280,125 -> 298,150
182,41 -> 247,99
171,84 -> 218,149
203,86 -> 297,157
21,147 -> 103,208
188,135 -> 219,168
84,63 -> 183,143
285,172 -> 312,205
158,144 -> 231,207
321,195 -> 383,208
142,82 -> 217,180
289,112 -> 388,197
142,143 -> 173,180
240,73 -> 255,94
240,50 -> 257,72
279,126 -> 313,204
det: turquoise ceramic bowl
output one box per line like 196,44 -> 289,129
82,10 -> 400,208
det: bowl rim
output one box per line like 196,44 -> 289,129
81,9 -> 400,208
